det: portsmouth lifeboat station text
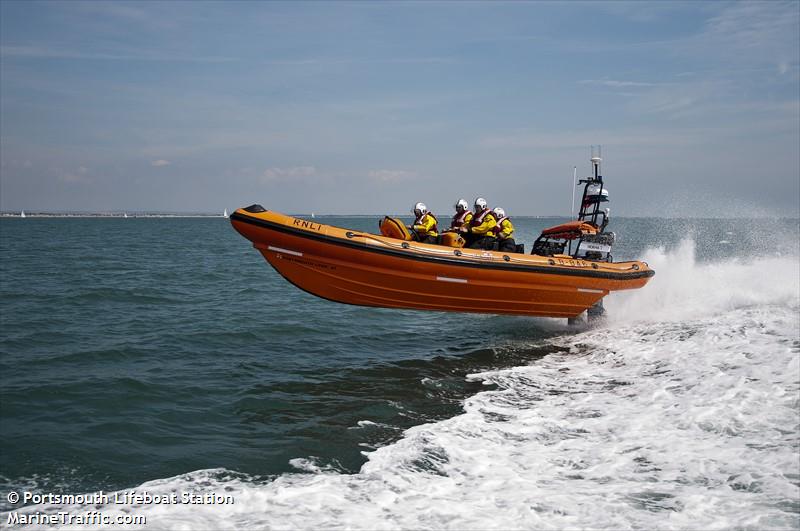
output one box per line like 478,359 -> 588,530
19,490 -> 234,506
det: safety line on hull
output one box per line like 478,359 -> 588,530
267,245 -> 303,257
436,276 -> 468,284
232,212 -> 654,281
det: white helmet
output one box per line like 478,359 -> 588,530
474,197 -> 487,211
454,199 -> 468,212
413,202 -> 428,217
493,207 -> 505,219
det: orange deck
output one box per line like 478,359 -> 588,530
230,207 -> 654,318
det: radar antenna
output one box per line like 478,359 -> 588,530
590,145 -> 602,181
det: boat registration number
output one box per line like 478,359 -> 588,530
555,258 -> 589,267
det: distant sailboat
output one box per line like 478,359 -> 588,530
223,208 -> 229,218
20,210 -> 25,218
311,212 -> 315,219
124,213 -> 128,218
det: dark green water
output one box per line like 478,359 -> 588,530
0,215 -> 797,504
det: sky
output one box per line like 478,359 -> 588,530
0,1 -> 798,217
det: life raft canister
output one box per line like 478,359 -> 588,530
440,232 -> 465,248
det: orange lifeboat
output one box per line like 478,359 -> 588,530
230,205 -> 654,318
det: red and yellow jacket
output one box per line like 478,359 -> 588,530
450,210 -> 473,230
493,216 -> 514,239
468,209 -> 497,236
413,213 -> 439,237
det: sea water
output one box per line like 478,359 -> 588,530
0,216 -> 798,529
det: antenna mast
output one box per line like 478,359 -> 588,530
591,145 -> 602,180
578,145 -> 607,227
571,166 -> 577,218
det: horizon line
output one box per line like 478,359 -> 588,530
1,211 -> 798,221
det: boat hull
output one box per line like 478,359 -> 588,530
230,207 -> 654,318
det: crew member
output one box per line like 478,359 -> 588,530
492,207 -> 516,252
449,199 -> 473,231
461,197 -> 497,249
410,202 -> 438,244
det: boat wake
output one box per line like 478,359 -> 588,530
606,238 -> 799,324
6,240 -> 799,530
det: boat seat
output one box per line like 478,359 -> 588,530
379,216 -> 413,241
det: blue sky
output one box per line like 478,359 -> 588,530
1,1 -> 798,216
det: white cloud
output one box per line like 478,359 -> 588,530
151,159 -> 171,167
478,126 -> 736,150
0,45 -> 235,63
700,1 -> 799,66
367,169 -> 418,182
59,165 -> 91,184
577,3 -> 799,121
596,2 -> 692,23
261,166 -> 317,182
263,56 -> 453,66
579,79 -> 659,88
60,1 -> 180,32
0,45 -> 119,60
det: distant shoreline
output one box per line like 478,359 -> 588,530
1,212 -> 797,220
0,213 -> 226,218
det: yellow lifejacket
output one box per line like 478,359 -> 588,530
450,210 -> 473,230
493,217 -> 514,239
468,209 -> 497,236
413,212 -> 438,237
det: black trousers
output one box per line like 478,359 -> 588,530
497,238 -> 516,253
413,233 -> 438,244
467,236 -> 497,250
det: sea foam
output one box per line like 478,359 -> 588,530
5,241 -> 799,530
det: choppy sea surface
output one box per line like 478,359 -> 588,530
1,215 -> 798,530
